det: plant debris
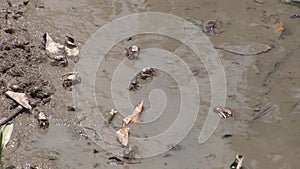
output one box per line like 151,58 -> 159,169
215,43 -> 274,55
251,105 -> 276,121
123,101 -> 144,126
213,107 -> 233,119
116,128 -> 130,146
0,91 -> 32,126
0,123 -> 13,163
230,154 -> 244,169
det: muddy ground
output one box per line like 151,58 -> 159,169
0,0 -> 300,169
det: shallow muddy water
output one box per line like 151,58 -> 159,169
1,0 -> 300,169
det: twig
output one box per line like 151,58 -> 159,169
251,105 -> 275,121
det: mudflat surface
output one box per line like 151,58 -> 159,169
0,0 -> 299,169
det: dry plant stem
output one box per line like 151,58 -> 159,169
0,106 -> 23,126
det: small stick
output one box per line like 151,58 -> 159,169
252,105 -> 275,121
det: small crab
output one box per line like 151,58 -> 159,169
61,72 -> 81,88
128,77 -> 140,91
125,45 -> 140,60
213,106 -> 233,119
50,55 -> 68,67
139,67 -> 155,80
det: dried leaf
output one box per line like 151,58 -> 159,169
1,123 -> 13,150
5,91 -> 32,109
116,128 -> 130,146
122,101 -> 144,126
215,43 -> 274,55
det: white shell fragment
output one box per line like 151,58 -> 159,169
215,43 -> 274,55
213,107 -> 233,119
116,128 -> 130,146
62,72 -> 79,81
43,33 -> 64,54
110,109 -> 118,115
131,45 -> 139,52
64,35 -> 80,57
5,91 -> 32,110
230,154 -> 244,169
122,100 -> 144,126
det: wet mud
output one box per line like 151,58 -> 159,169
0,0 -> 299,169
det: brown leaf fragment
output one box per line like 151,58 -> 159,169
116,128 -> 130,146
122,101 -> 144,126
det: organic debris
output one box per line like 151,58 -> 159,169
107,156 -> 124,166
0,91 -> 32,126
291,14 -> 300,18
215,43 -> 274,55
139,68 -> 156,80
116,128 -> 130,146
230,154 -> 244,169
0,123 -> 14,163
123,101 -> 144,126
252,105 -> 276,121
64,35 -> 80,59
49,55 -> 68,67
5,91 -> 32,110
273,21 -> 285,33
61,72 -> 81,89
125,45 -> 140,60
128,78 -> 140,91
106,109 -> 118,125
222,134 -> 233,139
213,107 -> 233,119
42,33 -> 64,54
202,18 -> 224,35
37,112 -> 49,129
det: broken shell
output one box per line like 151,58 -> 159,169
5,91 -> 32,110
230,154 -> 244,169
116,128 -> 130,146
125,45 -> 140,60
37,112 -> 49,129
213,107 -> 233,119
65,35 -> 76,47
122,100 -> 144,126
65,45 -> 80,57
43,33 -> 64,54
62,72 -> 79,81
